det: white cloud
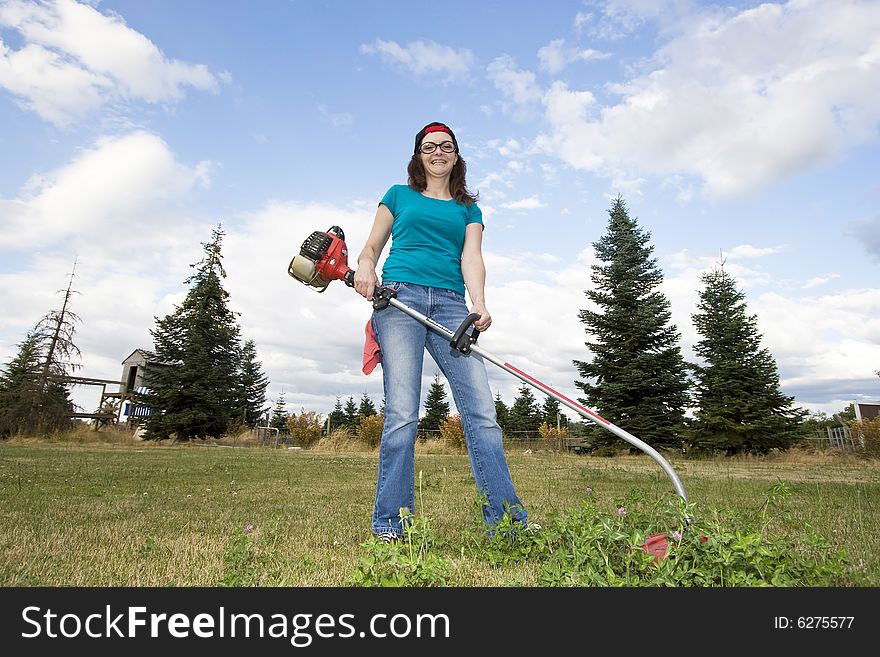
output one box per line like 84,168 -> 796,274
497,138 -> 522,157
0,131 -> 213,252
803,274 -> 840,290
668,243 -> 784,271
318,104 -> 354,127
537,0 -> 880,198
360,39 -> 473,82
725,244 -> 786,260
0,0 -> 219,126
501,196 -> 546,211
753,289 -> 880,384
574,11 -> 593,33
537,38 -> 610,74
487,55 -> 542,118
588,0 -> 704,39
475,171 -> 512,202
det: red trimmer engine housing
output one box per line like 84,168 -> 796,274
288,225 -> 355,292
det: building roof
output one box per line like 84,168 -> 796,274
121,348 -> 179,367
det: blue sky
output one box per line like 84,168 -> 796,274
1,0 -> 879,425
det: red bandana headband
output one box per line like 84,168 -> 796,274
424,125 -> 451,136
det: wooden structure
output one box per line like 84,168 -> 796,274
56,348 -> 170,430
52,374 -> 126,429
118,349 -> 176,426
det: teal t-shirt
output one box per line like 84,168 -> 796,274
379,184 -> 483,296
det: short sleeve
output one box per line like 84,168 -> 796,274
467,202 -> 483,227
379,186 -> 399,214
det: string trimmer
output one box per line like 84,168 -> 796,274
289,226 -> 691,554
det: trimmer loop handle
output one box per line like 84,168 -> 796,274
450,313 -> 481,354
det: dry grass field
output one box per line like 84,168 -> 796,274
1,429 -> 878,586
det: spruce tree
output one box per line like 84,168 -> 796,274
494,391 -> 510,434
573,196 -> 690,450
0,333 -> 56,437
327,397 -> 345,434
541,395 -> 566,429
343,396 -> 359,432
419,372 -> 450,431
11,328 -> 77,436
270,392 -> 289,432
358,392 -> 377,419
143,225 -> 244,440
690,266 -> 805,454
237,340 -> 268,428
508,384 -> 542,437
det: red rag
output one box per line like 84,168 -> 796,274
362,319 -> 381,375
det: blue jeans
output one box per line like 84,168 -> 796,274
370,281 -> 527,537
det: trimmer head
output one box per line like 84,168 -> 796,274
288,226 -> 354,291
642,532 -> 670,562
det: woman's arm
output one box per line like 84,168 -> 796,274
354,204 -> 393,300
461,222 -> 492,331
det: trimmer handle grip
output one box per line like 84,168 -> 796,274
450,313 -> 481,354
372,287 -> 396,310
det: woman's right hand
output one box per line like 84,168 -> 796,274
354,262 -> 379,300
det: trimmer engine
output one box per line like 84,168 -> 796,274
288,225 -> 354,292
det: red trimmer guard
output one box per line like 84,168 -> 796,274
642,532 -> 670,562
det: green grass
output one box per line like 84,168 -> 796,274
1,440 -> 878,586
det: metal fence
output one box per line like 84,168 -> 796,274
808,425 -> 859,449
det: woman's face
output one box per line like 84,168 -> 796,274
419,133 -> 458,178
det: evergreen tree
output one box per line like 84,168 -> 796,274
690,266 -> 805,454
573,196 -> 690,450
358,392 -> 377,419
327,397 -> 345,434
419,372 -> 450,431
143,225 -> 244,440
237,339 -> 268,428
270,392 -> 289,432
0,333 -> 42,436
541,396 -> 567,429
508,384 -> 542,437
494,391 -> 510,434
343,396 -> 360,432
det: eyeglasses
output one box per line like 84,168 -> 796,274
419,140 -> 456,154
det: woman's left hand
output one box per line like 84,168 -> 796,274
470,302 -> 492,331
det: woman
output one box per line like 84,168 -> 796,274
354,121 -> 528,541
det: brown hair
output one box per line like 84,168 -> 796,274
407,154 -> 479,207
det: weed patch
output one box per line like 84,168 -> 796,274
474,481 -> 848,586
351,510 -> 449,587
